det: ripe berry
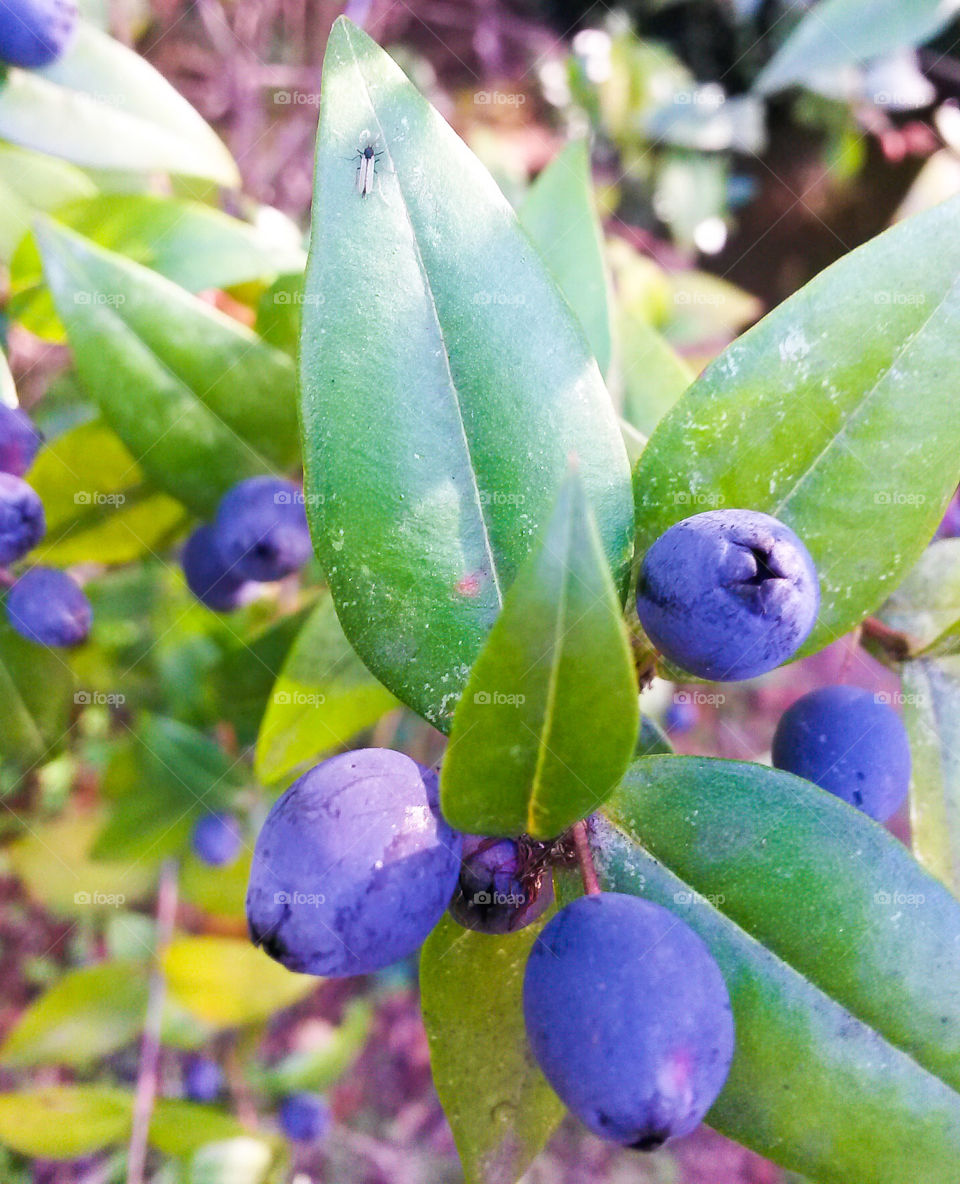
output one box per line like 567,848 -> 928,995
935,491 -> 960,540
211,477 -> 312,583
448,835 -> 554,935
772,685 -> 911,821
523,893 -> 734,1149
246,749 -> 462,977
0,472 -> 45,565
636,509 -> 819,681
0,406 -> 42,477
191,813 -> 243,867
279,1092 -> 330,1143
183,1056 -> 224,1103
5,567 -> 91,647
0,0 -> 77,68
181,524 -> 255,612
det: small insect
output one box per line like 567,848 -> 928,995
354,134 -> 383,197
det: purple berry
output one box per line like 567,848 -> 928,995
191,813 -> 243,867
935,491 -> 960,540
0,0 -> 77,68
665,698 -> 698,733
183,1056 -> 224,1103
211,477 -> 312,583
279,1092 -> 330,1142
449,835 -> 553,935
182,524 -> 255,612
523,893 -> 734,1149
0,472 -> 45,565
636,509 -> 819,681
772,685 -> 911,821
5,567 -> 91,647
246,748 -> 463,977
0,406 -> 42,477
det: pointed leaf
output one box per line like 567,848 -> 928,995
618,303 -> 693,436
36,221 -> 299,516
876,538 -> 960,657
902,655 -> 960,895
0,1087 -> 133,1157
519,139 -> 612,374
149,1101 -> 263,1157
0,23 -> 238,184
441,474 -> 638,837
255,593 -> 397,787
299,18 -> 633,731
0,616 -> 75,768
633,197 -> 960,657
420,914 -> 563,1184
0,959 -> 148,1069
0,142 -> 95,264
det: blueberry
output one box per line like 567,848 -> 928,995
665,698 -> 698,734
935,491 -> 960,540
636,509 -> 819,681
191,813 -> 243,867
182,524 -> 256,612
0,0 -> 77,67
448,836 -> 554,935
771,685 -> 911,821
279,1092 -> 330,1143
523,893 -> 734,1150
0,473 -> 45,565
0,407 -> 42,477
5,567 -> 91,647
246,748 -> 463,977
183,1056 -> 224,1103
211,477 -> 312,583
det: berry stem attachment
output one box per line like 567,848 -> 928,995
572,820 -> 601,896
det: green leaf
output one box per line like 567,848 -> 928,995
35,221 -> 300,517
254,998 -> 371,1096
0,23 -> 238,184
0,960 -> 148,1069
299,18 -> 634,732
26,419 -> 188,565
633,197 -> 960,658
188,1137 -> 274,1184
11,194 -> 305,342
179,848 -> 251,921
876,539 -> 960,657
587,754 -> 960,1181
0,143 -> 95,264
0,1087 -> 132,1157
163,937 -> 315,1027
902,656 -> 960,895
0,616 -> 75,768
519,139 -> 612,374
255,272 -> 305,358
441,474 -> 638,838
149,1101 -> 261,1157
94,715 -> 245,863
420,914 -> 563,1184
255,593 -> 398,787
756,0 -> 960,96
617,303 -> 693,436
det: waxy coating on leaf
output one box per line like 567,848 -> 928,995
0,0 -> 76,68
246,748 -> 463,977
0,473 -> 45,565
448,835 -> 554,935
523,892 -> 734,1150
5,567 -> 91,647
181,524 -> 255,612
0,407 -> 43,478
211,476 -> 312,583
279,1092 -> 330,1142
772,685 -> 911,821
191,813 -> 243,867
636,509 -> 819,680
182,1056 -> 224,1104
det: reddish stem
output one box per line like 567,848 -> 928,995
572,820 -> 600,896
861,616 -> 911,662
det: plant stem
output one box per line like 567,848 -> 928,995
572,820 -> 600,896
126,859 -> 178,1184
861,615 -> 911,662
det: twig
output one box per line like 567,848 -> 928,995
126,859 -> 179,1184
571,821 -> 600,896
861,616 -> 911,662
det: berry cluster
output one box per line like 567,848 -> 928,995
0,405 -> 92,648
182,476 -> 312,611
